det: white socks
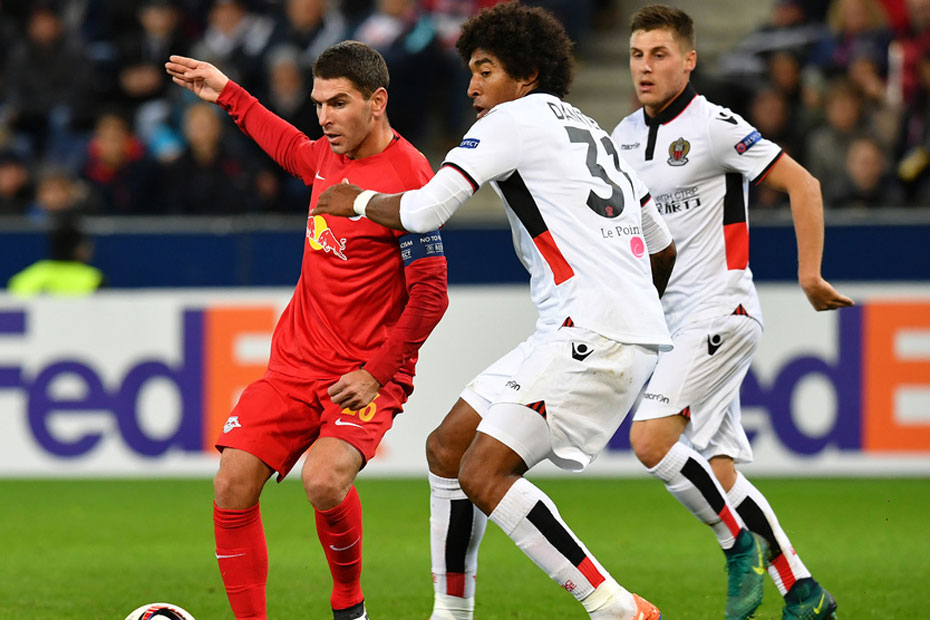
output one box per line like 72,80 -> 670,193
489,478 -> 614,603
726,472 -> 811,596
429,473 -> 487,619
648,442 -> 745,549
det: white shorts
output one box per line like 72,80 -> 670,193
633,314 -> 762,463
460,330 -> 552,417
474,326 -> 659,471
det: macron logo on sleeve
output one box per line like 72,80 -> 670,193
459,138 -> 480,149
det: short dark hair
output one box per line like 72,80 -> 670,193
456,1 -> 574,98
49,218 -> 86,262
630,5 -> 695,51
312,40 -> 389,99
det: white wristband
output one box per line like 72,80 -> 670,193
353,190 -> 377,217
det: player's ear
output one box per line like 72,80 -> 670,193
522,70 -> 540,92
685,49 -> 697,72
370,87 -> 389,117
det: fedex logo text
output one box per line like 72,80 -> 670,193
0,306 -> 275,458
609,302 -> 930,454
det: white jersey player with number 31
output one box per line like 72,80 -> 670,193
313,5 -> 674,619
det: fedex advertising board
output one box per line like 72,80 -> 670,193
0,285 -> 928,477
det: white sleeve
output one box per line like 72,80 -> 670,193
706,107 -> 783,182
441,107 -> 520,187
400,107 -> 521,232
399,166 -> 475,233
640,195 -> 672,253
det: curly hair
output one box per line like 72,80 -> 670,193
313,40 -> 389,99
456,1 -> 574,98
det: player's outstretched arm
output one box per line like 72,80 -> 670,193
164,55 -> 229,103
316,167 -> 475,231
314,182 -> 407,230
761,154 -> 854,311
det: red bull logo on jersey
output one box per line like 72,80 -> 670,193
306,215 -> 347,261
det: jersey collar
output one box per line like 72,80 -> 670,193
643,83 -> 697,126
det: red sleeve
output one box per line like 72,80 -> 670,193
216,80 -> 321,184
363,255 -> 449,385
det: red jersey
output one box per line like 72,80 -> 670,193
217,81 -> 448,389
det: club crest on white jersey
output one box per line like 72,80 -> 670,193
667,137 -> 691,166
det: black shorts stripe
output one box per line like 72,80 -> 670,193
734,496 -> 781,556
680,457 -> 726,514
445,498 -> 474,573
640,193 -> 652,207
526,501 -> 586,567
723,172 -> 746,225
441,162 -> 479,192
497,171 -> 548,238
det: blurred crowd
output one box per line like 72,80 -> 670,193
2,0 -> 929,220
702,0 -> 930,209
0,0 -> 605,219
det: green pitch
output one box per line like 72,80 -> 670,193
2,477 -> 927,619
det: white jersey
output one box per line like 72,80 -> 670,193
611,85 -> 783,334
444,92 -> 671,348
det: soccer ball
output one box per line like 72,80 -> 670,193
123,602 -> 195,620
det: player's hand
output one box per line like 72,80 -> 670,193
799,275 -> 854,311
328,369 -> 381,411
164,55 -> 229,103
313,181 -> 362,218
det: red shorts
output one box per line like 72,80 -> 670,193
216,369 -> 410,480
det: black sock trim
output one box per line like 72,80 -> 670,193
526,500 -> 586,567
333,601 -> 365,619
445,498 -> 474,573
734,495 -> 782,557
680,457 -> 726,514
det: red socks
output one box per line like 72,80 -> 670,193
213,488 -> 363,616
214,502 -> 268,620
315,485 -> 364,611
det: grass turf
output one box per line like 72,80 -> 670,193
2,477 -> 927,619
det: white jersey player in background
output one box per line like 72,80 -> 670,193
315,4 -> 673,619
611,6 -> 852,620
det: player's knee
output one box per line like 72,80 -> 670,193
302,469 -> 349,510
630,426 -> 671,469
457,459 -> 485,505
426,427 -> 464,476
213,468 -> 260,510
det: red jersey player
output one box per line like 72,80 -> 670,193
165,42 -> 448,620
